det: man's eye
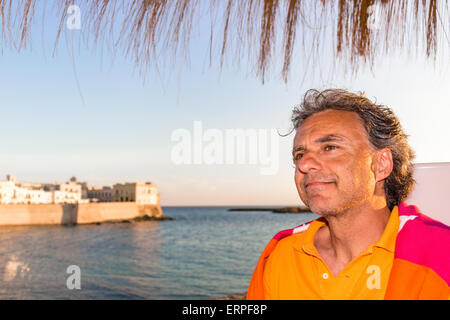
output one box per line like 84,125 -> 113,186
324,145 -> 338,151
293,153 -> 304,161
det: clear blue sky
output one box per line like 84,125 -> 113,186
0,4 -> 449,206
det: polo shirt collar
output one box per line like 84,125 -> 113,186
295,205 -> 399,256
373,205 -> 399,253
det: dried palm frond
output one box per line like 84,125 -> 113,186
0,0 -> 448,83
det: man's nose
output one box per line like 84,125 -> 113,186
297,152 -> 322,174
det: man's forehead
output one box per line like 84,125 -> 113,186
294,110 -> 368,144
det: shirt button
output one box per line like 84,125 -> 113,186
322,273 -> 329,279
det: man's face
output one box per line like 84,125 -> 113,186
293,109 -> 378,216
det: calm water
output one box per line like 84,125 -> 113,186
0,207 -> 317,299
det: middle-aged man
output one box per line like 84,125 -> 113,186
247,89 -> 449,300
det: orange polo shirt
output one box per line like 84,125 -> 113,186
263,206 -> 399,300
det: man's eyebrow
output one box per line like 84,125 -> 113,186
292,145 -> 305,156
292,134 -> 348,155
315,134 -> 348,144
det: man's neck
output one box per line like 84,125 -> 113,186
314,200 -> 391,276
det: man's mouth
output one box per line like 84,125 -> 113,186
305,181 -> 334,189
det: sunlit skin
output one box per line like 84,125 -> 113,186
293,109 -> 394,277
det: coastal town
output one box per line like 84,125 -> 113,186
0,174 -> 160,206
0,174 -> 164,226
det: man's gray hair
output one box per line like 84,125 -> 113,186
292,88 -> 416,210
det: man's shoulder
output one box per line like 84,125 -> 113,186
396,203 -> 450,284
398,203 -> 450,238
272,220 -> 313,239
270,219 -> 317,250
397,203 -> 450,256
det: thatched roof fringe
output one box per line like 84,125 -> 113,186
0,0 -> 447,82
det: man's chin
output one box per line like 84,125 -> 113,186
306,200 -> 340,217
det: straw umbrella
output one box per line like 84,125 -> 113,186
0,0 -> 448,83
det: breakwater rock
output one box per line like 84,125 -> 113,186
272,207 -> 311,213
228,206 -> 311,214
95,214 -> 174,225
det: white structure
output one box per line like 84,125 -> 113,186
405,162 -> 450,226
0,175 -> 17,204
0,175 -> 160,206
0,176 -> 53,204
112,182 -> 160,205
14,187 -> 53,204
0,175 -> 82,204
53,179 -> 82,204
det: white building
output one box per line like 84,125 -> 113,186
112,182 -> 160,205
0,175 -> 82,204
53,178 -> 82,204
0,175 -> 16,204
0,175 -> 160,205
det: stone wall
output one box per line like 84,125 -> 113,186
0,202 -> 163,226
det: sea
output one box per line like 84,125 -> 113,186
0,206 -> 317,300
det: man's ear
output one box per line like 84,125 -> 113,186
373,148 -> 393,182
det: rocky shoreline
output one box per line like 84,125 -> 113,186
93,214 -> 174,225
228,206 -> 311,214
